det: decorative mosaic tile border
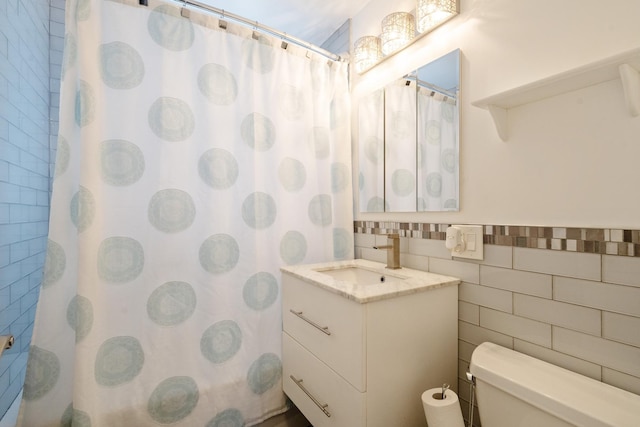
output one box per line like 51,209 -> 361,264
353,221 -> 640,257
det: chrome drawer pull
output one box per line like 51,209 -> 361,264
289,310 -> 331,335
290,375 -> 331,418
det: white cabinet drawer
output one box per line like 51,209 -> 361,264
282,274 -> 365,391
283,333 -> 365,427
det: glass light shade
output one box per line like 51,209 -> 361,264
353,36 -> 383,73
416,0 -> 458,34
380,12 -> 416,55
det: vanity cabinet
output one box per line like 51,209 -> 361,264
281,270 -> 458,427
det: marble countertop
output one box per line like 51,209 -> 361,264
281,259 -> 460,304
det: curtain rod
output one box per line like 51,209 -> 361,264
144,0 -> 342,62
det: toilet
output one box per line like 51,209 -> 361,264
468,342 -> 640,427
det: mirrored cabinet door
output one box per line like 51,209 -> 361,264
358,88 -> 385,212
416,49 -> 459,211
385,75 -> 417,212
358,49 -> 460,213
416,63 -> 459,211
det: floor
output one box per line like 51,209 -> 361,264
0,391 -> 21,427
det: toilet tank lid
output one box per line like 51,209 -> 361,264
469,342 -> 640,427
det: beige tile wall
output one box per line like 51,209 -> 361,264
354,228 -> 640,426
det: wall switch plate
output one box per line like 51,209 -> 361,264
446,225 -> 484,260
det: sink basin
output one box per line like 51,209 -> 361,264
314,266 -> 407,285
281,259 -> 460,303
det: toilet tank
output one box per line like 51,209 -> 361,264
469,342 -> 640,427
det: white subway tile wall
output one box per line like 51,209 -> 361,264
554,276 -> 640,317
553,327 -> 640,378
355,224 -> 640,425
513,247 -> 601,281
480,265 -> 552,298
460,282 -> 512,313
514,294 -> 601,335
480,307 -> 552,347
602,312 -> 640,347
602,254 -> 640,287
513,339 -> 602,380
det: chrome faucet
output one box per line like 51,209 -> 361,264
373,233 -> 401,269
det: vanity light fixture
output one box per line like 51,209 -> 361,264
380,12 -> 416,55
416,0 -> 458,34
353,2 -> 459,74
354,36 -> 383,74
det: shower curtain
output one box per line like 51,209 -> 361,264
20,0 -> 353,425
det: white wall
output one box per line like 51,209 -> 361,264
352,0 -> 640,229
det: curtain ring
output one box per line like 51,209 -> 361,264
180,0 -> 190,18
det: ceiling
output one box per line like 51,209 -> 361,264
201,0 -> 371,47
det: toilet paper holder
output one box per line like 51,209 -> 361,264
433,383 -> 450,400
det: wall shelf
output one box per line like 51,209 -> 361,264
472,47 -> 640,141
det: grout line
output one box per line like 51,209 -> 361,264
0,389 -> 21,427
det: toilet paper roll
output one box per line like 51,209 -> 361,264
422,388 -> 465,427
